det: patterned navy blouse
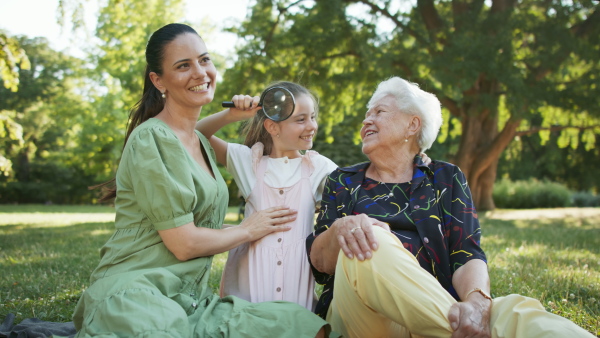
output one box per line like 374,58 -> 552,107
306,156 -> 487,319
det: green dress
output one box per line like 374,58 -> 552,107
73,118 -> 334,337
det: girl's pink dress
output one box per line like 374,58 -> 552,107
220,143 -> 317,310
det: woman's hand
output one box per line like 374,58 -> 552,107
238,205 -> 295,241
334,214 -> 390,261
228,94 -> 261,121
448,292 -> 492,338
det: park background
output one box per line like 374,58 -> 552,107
1,0 -> 599,335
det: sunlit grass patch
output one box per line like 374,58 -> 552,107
1,205 -> 598,335
481,208 -> 600,334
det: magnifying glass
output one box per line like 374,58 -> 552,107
222,87 -> 296,121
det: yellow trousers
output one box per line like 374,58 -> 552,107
327,227 -> 594,338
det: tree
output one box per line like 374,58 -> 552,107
0,111 -> 23,177
219,0 -> 600,210
0,31 -> 30,92
0,31 -> 30,177
0,36 -> 101,203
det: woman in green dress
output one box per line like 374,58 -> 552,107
73,23 -> 335,337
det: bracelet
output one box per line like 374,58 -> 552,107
465,288 -> 493,303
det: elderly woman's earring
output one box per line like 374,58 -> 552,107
161,92 -> 166,99
404,138 -> 408,143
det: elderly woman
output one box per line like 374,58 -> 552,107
306,77 -> 594,337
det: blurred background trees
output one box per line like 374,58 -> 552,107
217,0 -> 600,210
0,0 -> 599,209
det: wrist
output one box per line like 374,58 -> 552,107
223,108 -> 250,123
465,288 -> 493,306
236,219 -> 253,241
222,109 -> 240,122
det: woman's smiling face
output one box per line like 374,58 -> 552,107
154,33 -> 217,109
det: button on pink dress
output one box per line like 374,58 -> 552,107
220,143 -> 317,310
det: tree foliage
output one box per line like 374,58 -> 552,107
1,0 -> 598,206
92,0 -> 185,106
217,0 -> 600,209
0,36 -> 98,203
0,31 -> 30,92
0,31 -> 31,177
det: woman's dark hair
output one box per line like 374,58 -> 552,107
95,23 -> 200,202
242,81 -> 319,155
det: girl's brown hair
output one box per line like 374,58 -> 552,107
242,81 -> 318,155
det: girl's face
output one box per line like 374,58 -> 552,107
152,33 -> 217,109
272,94 -> 318,156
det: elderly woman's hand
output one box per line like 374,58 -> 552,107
333,214 -> 390,261
448,293 -> 492,338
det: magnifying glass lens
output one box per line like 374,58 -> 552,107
261,88 -> 295,121
221,87 -> 296,121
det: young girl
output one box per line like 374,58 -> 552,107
195,81 -> 337,310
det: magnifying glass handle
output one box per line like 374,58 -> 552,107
222,101 -> 263,109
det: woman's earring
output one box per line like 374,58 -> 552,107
404,138 -> 408,143
277,134 -> 280,138
161,92 -> 166,99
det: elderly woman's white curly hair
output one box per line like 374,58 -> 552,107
367,77 -> 443,152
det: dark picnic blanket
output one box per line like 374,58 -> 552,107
0,313 -> 76,338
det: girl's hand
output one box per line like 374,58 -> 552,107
420,152 -> 432,165
228,94 -> 262,120
239,205 -> 295,241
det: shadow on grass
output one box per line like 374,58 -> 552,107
0,204 -> 115,214
0,222 -> 114,252
1,222 -> 113,295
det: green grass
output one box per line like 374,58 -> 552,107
1,205 -> 599,335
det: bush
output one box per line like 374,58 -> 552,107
0,161 -> 97,204
571,191 -> 600,207
493,178 -> 572,209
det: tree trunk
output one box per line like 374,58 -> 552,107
16,149 -> 30,181
471,158 -> 498,211
451,75 -> 522,211
454,115 -> 493,211
454,110 -> 521,211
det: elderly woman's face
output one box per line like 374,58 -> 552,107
361,95 -> 412,156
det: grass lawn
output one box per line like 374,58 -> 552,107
1,205 -> 599,335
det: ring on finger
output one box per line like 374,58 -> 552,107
350,226 -> 362,234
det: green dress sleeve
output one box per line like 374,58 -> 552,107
122,124 -> 197,231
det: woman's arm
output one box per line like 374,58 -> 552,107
448,259 -> 492,337
195,95 -> 260,166
159,206 -> 296,260
442,164 -> 492,336
452,259 -> 491,300
308,219 -> 342,274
